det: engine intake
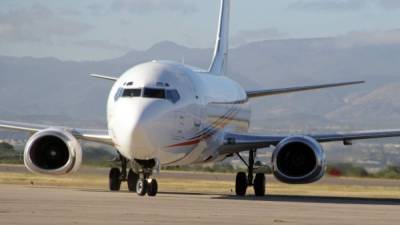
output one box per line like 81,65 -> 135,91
272,136 -> 326,184
24,128 -> 82,175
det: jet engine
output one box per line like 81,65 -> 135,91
271,136 -> 326,184
24,128 -> 82,175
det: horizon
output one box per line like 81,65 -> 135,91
1,34 -> 399,63
1,0 -> 400,61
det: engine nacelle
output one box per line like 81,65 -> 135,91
272,136 -> 326,184
24,128 -> 82,175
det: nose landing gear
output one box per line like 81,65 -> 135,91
127,169 -> 139,192
136,179 -> 147,196
136,177 -> 158,196
147,179 -> 158,196
133,159 -> 159,197
108,155 -> 159,197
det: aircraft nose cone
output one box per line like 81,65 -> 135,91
111,101 -> 158,160
129,118 -> 155,159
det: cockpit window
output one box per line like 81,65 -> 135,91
143,88 -> 165,99
122,89 -> 141,97
166,89 -> 180,103
115,87 -> 180,104
114,88 -> 124,101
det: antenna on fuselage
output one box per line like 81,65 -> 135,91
208,0 -> 230,76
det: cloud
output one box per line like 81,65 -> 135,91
288,0 -> 366,11
110,0 -> 197,14
75,40 -> 129,51
0,3 -> 93,43
87,3 -> 104,12
378,0 -> 400,10
288,0 -> 400,11
231,28 -> 288,46
0,24 -> 15,36
334,29 -> 400,47
234,27 -> 400,49
58,9 -> 82,17
86,3 -> 108,16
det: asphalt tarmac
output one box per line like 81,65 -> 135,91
0,184 -> 399,225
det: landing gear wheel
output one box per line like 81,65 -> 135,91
235,172 -> 248,196
127,170 -> 139,192
136,179 -> 148,196
109,168 -> 121,191
253,173 -> 266,196
147,179 -> 158,197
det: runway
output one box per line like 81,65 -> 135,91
0,184 -> 399,225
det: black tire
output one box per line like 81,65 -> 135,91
147,179 -> 158,197
235,172 -> 248,196
109,168 -> 121,191
136,179 -> 148,196
127,170 -> 139,192
253,173 -> 266,196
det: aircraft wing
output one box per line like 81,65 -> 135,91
0,120 -> 113,145
219,129 -> 400,155
246,81 -> 364,99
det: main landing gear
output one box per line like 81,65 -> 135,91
108,155 -> 158,197
235,150 -> 266,196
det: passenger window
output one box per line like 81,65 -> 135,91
143,88 -> 165,99
122,89 -> 141,97
166,90 -> 180,103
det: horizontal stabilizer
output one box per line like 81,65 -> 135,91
89,74 -> 118,81
246,81 -> 365,99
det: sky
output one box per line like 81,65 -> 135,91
1,0 -> 400,61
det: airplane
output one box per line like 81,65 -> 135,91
1,0 -> 400,197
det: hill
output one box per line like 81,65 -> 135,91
1,37 -> 400,131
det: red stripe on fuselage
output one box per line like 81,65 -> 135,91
166,108 -> 239,148
189,107 -> 236,139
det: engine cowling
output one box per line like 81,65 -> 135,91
271,136 -> 326,184
24,128 -> 82,175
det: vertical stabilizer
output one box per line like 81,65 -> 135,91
209,0 -> 230,76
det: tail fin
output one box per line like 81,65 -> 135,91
209,0 -> 230,76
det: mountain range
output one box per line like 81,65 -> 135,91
1,37 -> 400,134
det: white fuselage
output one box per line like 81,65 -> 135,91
107,61 -> 250,166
